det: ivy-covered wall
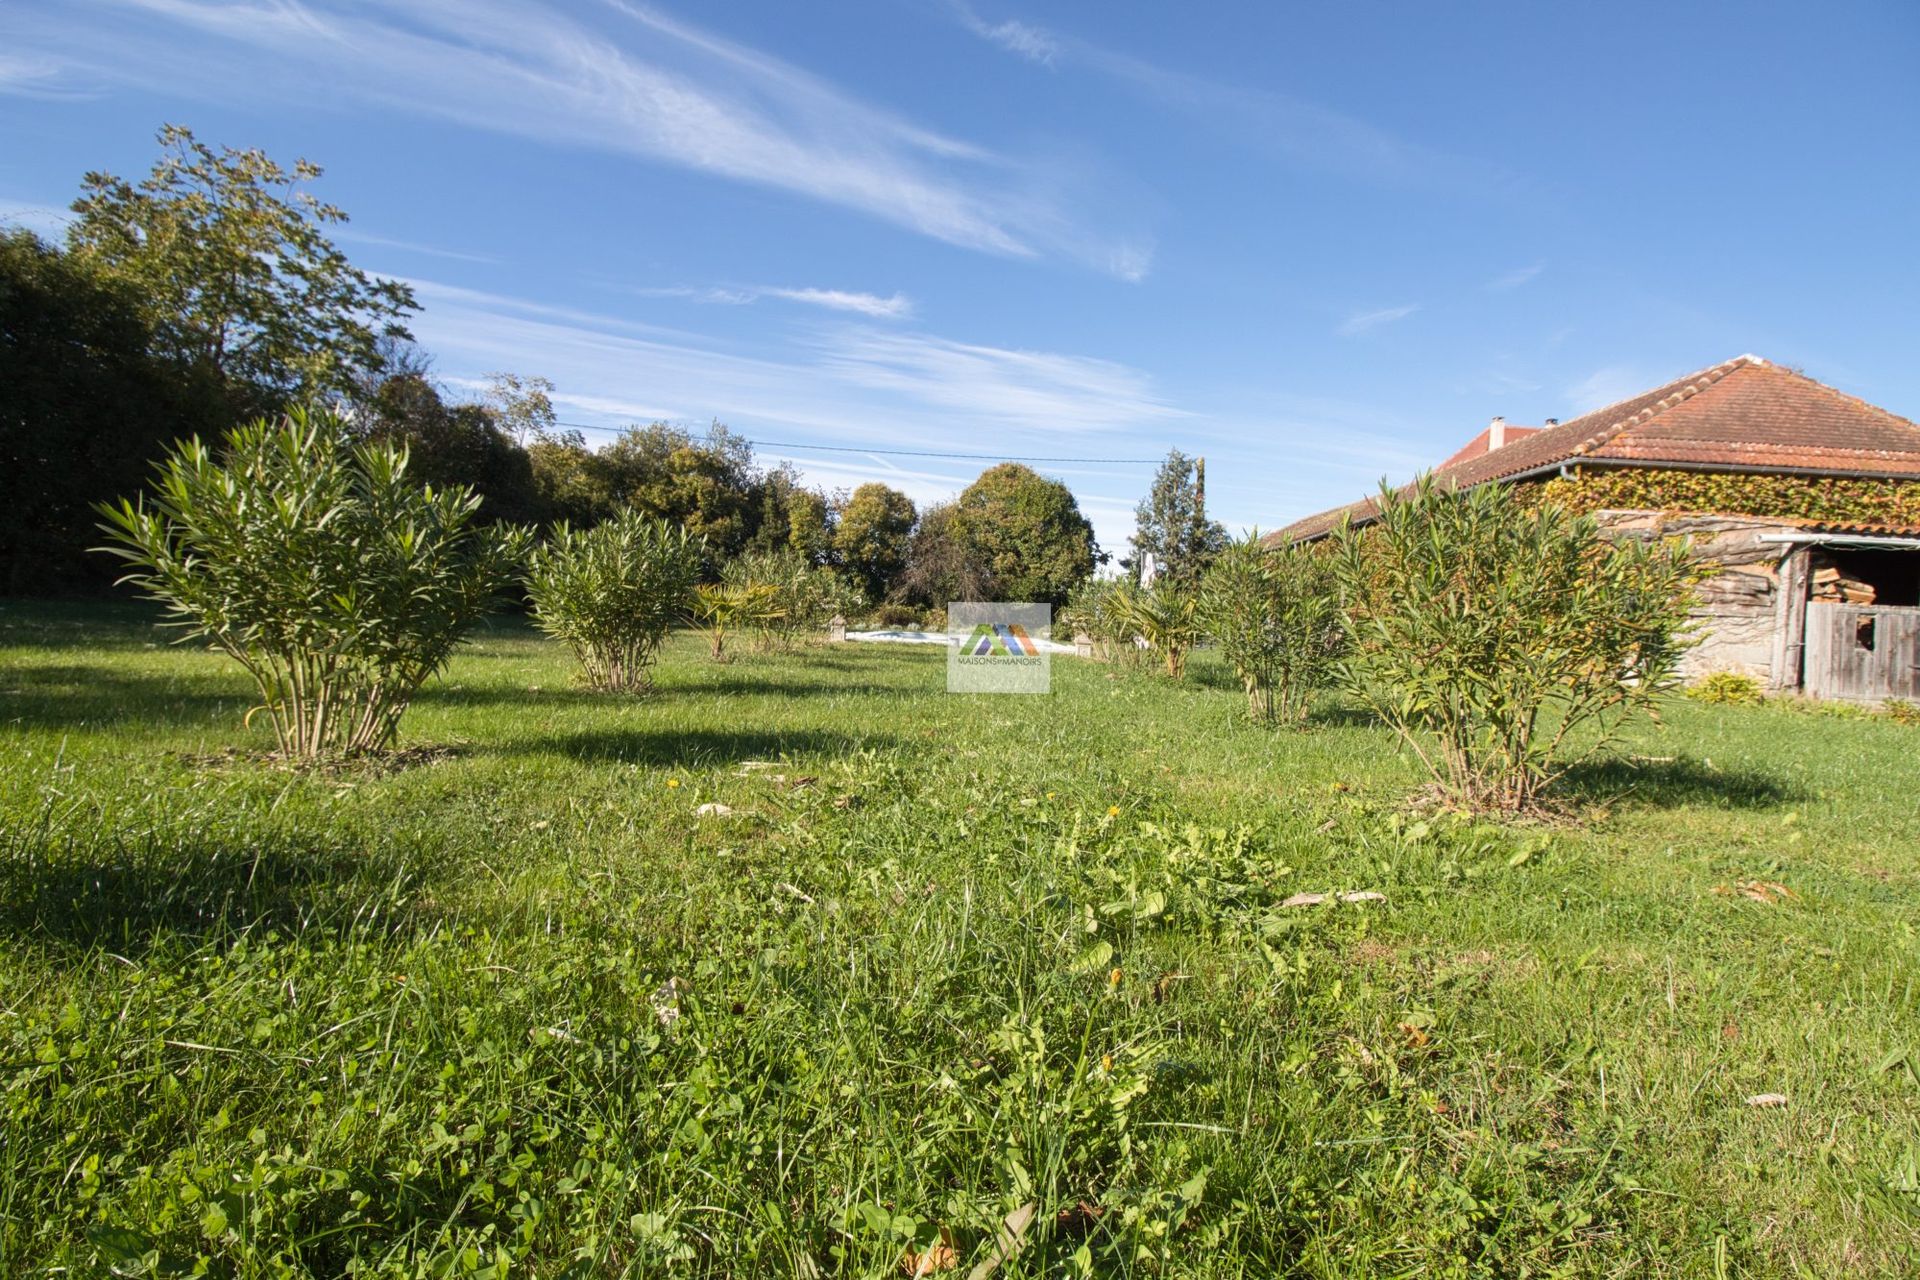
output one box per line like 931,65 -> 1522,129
1523,467 -> 1920,529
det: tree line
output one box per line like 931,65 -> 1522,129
1,125 -> 1110,606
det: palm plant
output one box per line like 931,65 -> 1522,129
691,581 -> 782,662
725,548 -> 857,651
1107,580 -> 1202,678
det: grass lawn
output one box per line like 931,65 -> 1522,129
2,599 -> 1917,1277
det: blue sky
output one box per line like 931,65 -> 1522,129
4,1 -> 1917,553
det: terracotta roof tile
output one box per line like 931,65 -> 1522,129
1270,356 -> 1920,543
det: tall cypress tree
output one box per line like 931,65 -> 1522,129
1128,449 -> 1226,587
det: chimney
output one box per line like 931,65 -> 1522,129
1488,415 -> 1507,451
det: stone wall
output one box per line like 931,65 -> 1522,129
1592,510 -> 1792,681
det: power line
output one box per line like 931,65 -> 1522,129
550,420 -> 1162,465
748,439 -> 1164,465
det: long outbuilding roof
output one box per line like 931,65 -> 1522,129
1271,355 -> 1920,543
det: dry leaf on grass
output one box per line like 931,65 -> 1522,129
1714,879 -> 1799,905
1746,1092 -> 1789,1108
901,1227 -> 957,1275
1282,890 -> 1386,908
649,977 -> 685,1027
965,1203 -> 1034,1280
694,802 -> 734,817
1055,1201 -> 1105,1237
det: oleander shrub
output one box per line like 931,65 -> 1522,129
96,407 -> 524,758
1332,476 -> 1705,812
1198,535 -> 1345,724
525,512 -> 702,691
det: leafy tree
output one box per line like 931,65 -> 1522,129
352,371 -> 539,524
1129,449 -> 1225,587
527,430 -> 609,527
748,463 -> 835,564
484,371 -> 558,446
1198,535 -> 1345,723
785,488 -> 834,564
950,463 -> 1098,606
96,408 -> 524,758
1331,476 -> 1705,812
68,124 -> 415,406
834,482 -> 917,601
898,500 -> 993,606
0,228 -> 223,595
597,422 -> 757,560
524,512 -> 703,692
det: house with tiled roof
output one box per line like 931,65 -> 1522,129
1270,356 -> 1920,701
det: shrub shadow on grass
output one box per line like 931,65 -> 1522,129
1557,754 -> 1797,810
684,675 -> 923,699
415,672 -> 923,710
0,662 -> 250,730
1305,703 -> 1384,729
1184,664 -> 1243,695
0,838 -> 438,958
500,726 -> 895,768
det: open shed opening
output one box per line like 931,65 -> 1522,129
1810,547 -> 1920,608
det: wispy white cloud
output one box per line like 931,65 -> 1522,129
1474,369 -> 1544,395
632,284 -> 913,318
9,0 -> 1148,275
330,227 -> 499,265
399,276 -> 1182,548
0,197 -> 73,237
1336,304 -> 1419,338
948,7 -> 1518,194
811,329 -> 1187,432
633,286 -> 760,306
0,51 -> 93,99
950,1 -> 1059,65
1486,263 -> 1544,291
1566,365 -> 1645,414
1105,243 -> 1154,285
762,287 -> 912,319
403,278 -> 1182,438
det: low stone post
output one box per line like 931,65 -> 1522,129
1073,630 -> 1094,658
829,614 -> 847,643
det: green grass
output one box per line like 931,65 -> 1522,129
2,599 -> 1917,1277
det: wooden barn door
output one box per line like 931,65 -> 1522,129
1804,603 -> 1920,702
